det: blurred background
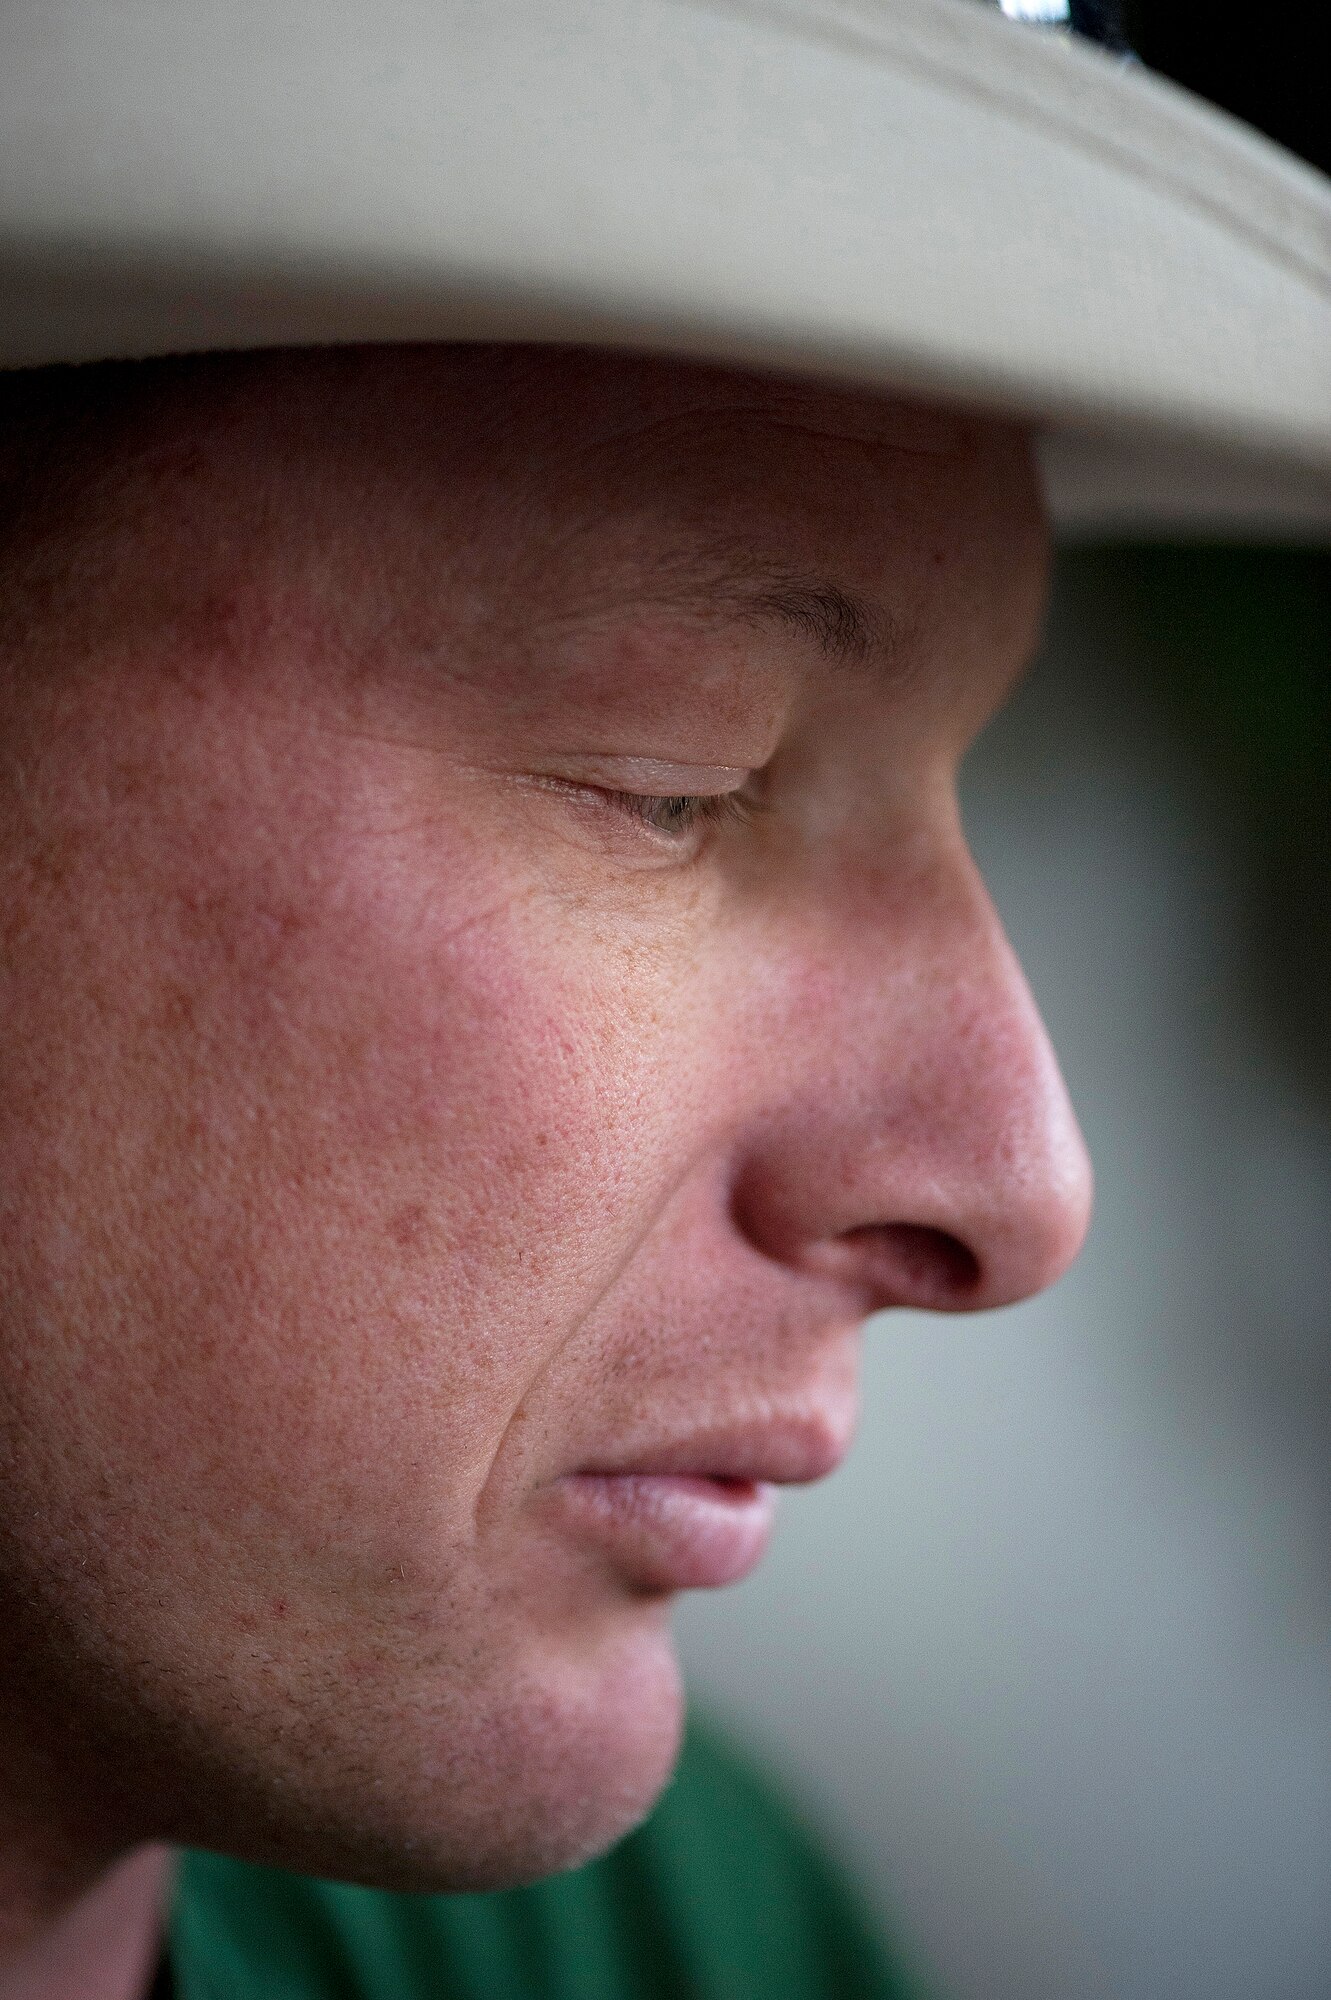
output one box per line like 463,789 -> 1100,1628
678,9 -> 1330,1996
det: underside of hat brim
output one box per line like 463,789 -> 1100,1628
2,0 -> 1329,538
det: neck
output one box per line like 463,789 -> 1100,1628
0,1843 -> 173,2000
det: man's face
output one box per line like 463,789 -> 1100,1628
0,347 -> 1089,1889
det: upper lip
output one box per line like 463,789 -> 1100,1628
576,1407 -> 855,1489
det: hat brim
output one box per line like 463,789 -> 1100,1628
3,0 -> 1329,537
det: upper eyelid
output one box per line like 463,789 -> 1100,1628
545,756 -> 753,794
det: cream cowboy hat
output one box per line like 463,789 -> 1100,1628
1,0 -> 1328,536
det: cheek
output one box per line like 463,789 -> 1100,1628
0,761 -> 704,1614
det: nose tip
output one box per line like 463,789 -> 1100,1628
800,1104 -> 1092,1316
732,874 -> 1094,1321
860,1011 -> 1094,1317
961,1099 -> 1094,1312
737,1049 -> 1092,1319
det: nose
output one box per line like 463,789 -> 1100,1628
729,842 -> 1093,1316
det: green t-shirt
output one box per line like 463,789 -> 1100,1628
168,1721 -> 930,1999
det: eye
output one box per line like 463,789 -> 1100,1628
521,769 -> 764,855
603,789 -> 757,840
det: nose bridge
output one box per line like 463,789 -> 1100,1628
736,839 -> 1092,1313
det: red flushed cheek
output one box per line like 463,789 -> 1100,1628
133,827 -> 690,1578
2,690 -> 711,1634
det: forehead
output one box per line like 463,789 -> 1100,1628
84,343 -> 1024,511
238,342 -> 988,444
204,345 -> 1040,599
5,346 -> 1047,698
14,343 -> 1033,530
447,345 -> 986,456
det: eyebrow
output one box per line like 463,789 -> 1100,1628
636,549 -> 890,668
741,575 -> 880,663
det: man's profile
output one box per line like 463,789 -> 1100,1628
1,4 -> 1327,1998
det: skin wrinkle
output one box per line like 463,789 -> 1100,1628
0,345 -> 1091,1979
484,1130 -> 813,1545
549,390 -> 978,465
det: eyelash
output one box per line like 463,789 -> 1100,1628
602,788 -> 757,840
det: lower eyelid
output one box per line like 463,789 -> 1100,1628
522,775 -> 692,837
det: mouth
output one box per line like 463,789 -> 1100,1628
548,1413 -> 853,1595
551,1471 -> 778,1592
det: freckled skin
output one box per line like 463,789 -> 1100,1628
0,348 -> 1091,1919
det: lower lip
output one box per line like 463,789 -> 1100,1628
550,1473 -> 777,1592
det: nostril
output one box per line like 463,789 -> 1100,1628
843,1222 -> 982,1310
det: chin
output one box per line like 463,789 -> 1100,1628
430,1622 -> 688,1893
199,1608 -> 688,1897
